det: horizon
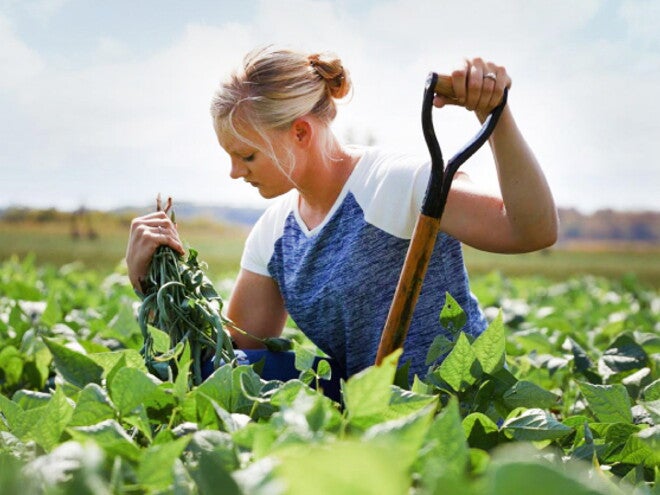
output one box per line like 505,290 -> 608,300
1,0 -> 659,214
1,199 -> 658,217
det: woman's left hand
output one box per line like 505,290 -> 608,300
433,57 -> 512,122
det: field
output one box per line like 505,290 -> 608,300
1,219 -> 659,287
0,218 -> 659,494
0,218 -> 247,279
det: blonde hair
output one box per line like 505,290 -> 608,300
210,45 -> 352,176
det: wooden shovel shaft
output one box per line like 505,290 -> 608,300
375,214 -> 442,365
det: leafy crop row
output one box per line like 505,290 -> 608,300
0,255 -> 658,494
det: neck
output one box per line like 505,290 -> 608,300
296,138 -> 361,229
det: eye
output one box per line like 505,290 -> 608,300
242,153 -> 255,163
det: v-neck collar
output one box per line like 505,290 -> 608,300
292,147 -> 368,237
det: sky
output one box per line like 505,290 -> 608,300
1,0 -> 659,214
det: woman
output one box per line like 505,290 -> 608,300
126,46 -> 557,383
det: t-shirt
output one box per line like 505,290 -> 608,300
241,146 -> 487,380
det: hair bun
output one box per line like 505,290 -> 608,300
308,53 -> 351,99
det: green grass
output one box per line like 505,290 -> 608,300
0,220 -> 247,280
1,220 -> 658,288
462,245 -> 660,288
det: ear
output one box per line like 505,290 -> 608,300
290,118 -> 313,147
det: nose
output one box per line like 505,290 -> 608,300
229,158 -> 248,180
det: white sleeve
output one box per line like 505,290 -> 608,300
353,149 -> 430,239
239,194 -> 293,277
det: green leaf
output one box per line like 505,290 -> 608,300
468,448 -> 490,476
43,337 -> 103,388
196,365 -> 261,419
343,350 -> 401,429
293,344 -> 316,372
614,425 -> 660,467
40,292 -> 63,327
197,365 -> 234,424
173,359 -> 191,401
502,408 -> 573,441
472,311 -> 506,374
502,380 -> 560,410
385,387 -> 439,421
2,388 -> 74,452
599,333 -> 648,374
12,390 -> 50,410
415,398 -> 469,486
199,394 -> 240,433
28,387 -> 74,451
425,334 -> 454,366
436,333 -> 481,392
69,383 -> 116,427
124,404 -> 154,443
316,359 -> 332,381
0,451 -> 24,494
578,382 -> 633,424
272,440 -> 410,495
107,303 -> 142,341
641,399 -> 660,424
263,337 -> 293,352
147,325 -> 171,354
462,413 -> 499,451
103,355 -> 129,401
563,337 -> 594,372
363,404 -> 436,472
194,449 -> 242,495
0,394 -> 27,436
642,378 -> 660,401
89,349 -> 148,376
109,367 -> 158,416
187,429 -> 238,470
485,447 -> 622,495
68,420 -> 141,462
0,346 -> 24,387
137,436 -> 191,492
440,292 -> 467,338
298,368 -> 315,385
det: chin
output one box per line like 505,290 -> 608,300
259,186 -> 293,199
259,190 -> 281,199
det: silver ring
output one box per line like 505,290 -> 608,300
484,72 -> 497,82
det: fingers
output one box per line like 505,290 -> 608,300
436,57 -> 511,119
125,211 -> 187,292
133,218 -> 185,256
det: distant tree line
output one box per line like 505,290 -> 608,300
1,206 -> 659,243
558,208 -> 660,243
0,207 -> 137,227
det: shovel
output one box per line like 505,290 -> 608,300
374,72 -> 508,365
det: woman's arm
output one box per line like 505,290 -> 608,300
226,269 -> 288,348
436,58 -> 558,253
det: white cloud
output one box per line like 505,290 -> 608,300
620,0 -> 660,45
0,14 -> 44,89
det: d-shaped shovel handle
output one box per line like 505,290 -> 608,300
374,72 -> 508,367
434,74 -> 456,99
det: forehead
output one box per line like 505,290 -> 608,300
215,121 -> 261,154
218,133 -> 255,155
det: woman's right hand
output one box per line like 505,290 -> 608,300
125,211 -> 185,292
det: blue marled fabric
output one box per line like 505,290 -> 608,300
267,192 -> 486,380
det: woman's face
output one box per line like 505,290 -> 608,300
217,125 -> 297,199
